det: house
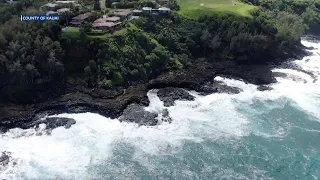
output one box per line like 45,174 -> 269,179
114,9 -> 133,21
158,7 -> 171,14
57,8 -> 70,14
40,1 -> 77,13
157,0 -> 169,5
142,7 -> 171,15
70,13 -> 90,26
94,16 -> 120,23
56,0 -> 76,4
133,9 -> 142,16
105,16 -> 121,23
46,11 -> 59,15
40,3 -> 58,12
6,0 -> 17,3
142,7 -> 152,13
94,18 -> 106,23
158,0 -> 169,5
93,16 -> 121,31
93,22 -> 121,31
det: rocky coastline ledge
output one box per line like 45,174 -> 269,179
0,46 -> 309,132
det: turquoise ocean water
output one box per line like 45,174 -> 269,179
1,38 -> 320,180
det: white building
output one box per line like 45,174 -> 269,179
158,7 -> 171,14
142,7 -> 152,12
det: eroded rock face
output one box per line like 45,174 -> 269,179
119,104 -> 158,126
157,87 -> 195,107
0,60 -> 285,130
0,84 -> 149,132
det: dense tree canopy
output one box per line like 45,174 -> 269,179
0,0 -> 319,99
0,9 -> 64,90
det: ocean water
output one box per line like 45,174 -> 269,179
1,38 -> 320,180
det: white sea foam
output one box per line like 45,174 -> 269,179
1,38 -> 320,179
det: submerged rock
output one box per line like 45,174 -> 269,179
161,109 -> 172,123
198,81 -> 242,95
157,87 -> 195,107
44,117 -> 76,129
119,104 -> 158,126
29,117 -> 76,130
257,85 -> 273,91
0,152 -> 10,166
273,72 -> 287,78
0,152 -> 15,171
0,152 -> 17,172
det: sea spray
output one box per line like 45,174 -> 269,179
1,37 -> 320,179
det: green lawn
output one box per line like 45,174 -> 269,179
61,26 -> 129,41
61,27 -> 82,41
177,0 -> 258,19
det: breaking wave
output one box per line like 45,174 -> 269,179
1,37 -> 320,179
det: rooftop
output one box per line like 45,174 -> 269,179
43,3 -> 58,7
115,9 -> 125,12
57,8 -> 70,13
46,11 -> 58,15
93,22 -> 121,27
158,7 -> 171,11
72,13 -> 90,20
114,9 -> 133,16
70,21 -> 82,25
56,0 -> 76,3
105,16 -> 121,22
133,9 -> 143,13
142,7 -> 152,11
94,18 -> 106,23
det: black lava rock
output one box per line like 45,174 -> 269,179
119,104 -> 158,126
157,87 -> 195,107
257,85 -> 273,91
0,152 -> 10,167
29,117 -> 76,130
161,109 -> 172,123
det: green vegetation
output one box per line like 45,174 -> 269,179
61,27 -> 82,41
0,0 -> 319,102
61,25 -> 128,41
105,0 -> 156,9
177,0 -> 258,18
242,0 -> 320,38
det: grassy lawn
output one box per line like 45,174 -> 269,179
113,28 -> 127,35
61,27 -> 82,41
62,26 -> 129,41
87,33 -> 112,39
177,0 -> 258,19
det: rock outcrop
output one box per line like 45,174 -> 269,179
0,60 -> 288,131
157,87 -> 195,107
119,104 -> 158,126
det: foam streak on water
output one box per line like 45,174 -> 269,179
1,37 -> 320,179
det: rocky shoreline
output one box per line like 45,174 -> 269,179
0,60 -> 276,131
0,41 -> 311,132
